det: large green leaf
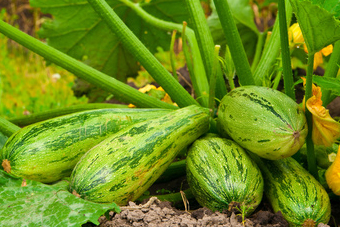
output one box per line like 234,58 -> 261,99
29,0 -> 189,81
311,0 -> 340,18
0,170 -> 120,227
290,0 -> 340,54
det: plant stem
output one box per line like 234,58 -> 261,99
8,103 -> 129,127
0,116 -> 20,137
278,0 -> 295,100
305,53 -> 318,180
184,0 -> 227,100
322,40 -> 340,106
170,30 -> 178,80
119,0 -> 208,107
0,20 -> 177,109
209,46 -> 220,115
253,0 -> 292,86
212,0 -> 255,86
87,0 -> 198,108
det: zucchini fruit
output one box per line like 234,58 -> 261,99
218,86 -> 308,160
1,108 -> 172,183
251,154 -> 331,226
69,105 -> 210,205
186,134 -> 264,215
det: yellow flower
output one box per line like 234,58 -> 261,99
138,84 -> 157,93
302,77 -> 340,147
321,44 -> 333,57
289,23 -> 304,46
325,146 -> 340,195
289,23 -> 333,69
128,84 -> 177,108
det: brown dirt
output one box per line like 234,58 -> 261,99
328,97 -> 340,118
96,198 -> 290,227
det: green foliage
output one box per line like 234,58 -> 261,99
0,170 -> 120,227
0,34 -> 88,118
236,202 -> 254,226
311,0 -> 340,17
290,0 -> 340,54
30,0 -> 190,82
313,76 -> 340,96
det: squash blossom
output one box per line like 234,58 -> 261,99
289,23 -> 333,69
128,84 -> 177,107
302,77 -> 340,147
325,146 -> 340,195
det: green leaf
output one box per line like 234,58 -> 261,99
313,75 -> 340,96
0,170 -> 120,227
311,0 -> 340,18
290,0 -> 340,54
29,0 -> 189,81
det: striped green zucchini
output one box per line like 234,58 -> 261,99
69,105 -> 210,205
186,134 -> 264,215
1,108 -> 172,183
8,103 -> 128,127
218,86 -> 308,160
251,154 -> 331,226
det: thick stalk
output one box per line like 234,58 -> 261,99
8,103 -> 128,127
209,46 -> 220,115
253,0 -> 292,85
322,40 -> 340,106
0,20 -> 177,109
213,0 -> 255,86
184,0 -> 227,100
119,0 -> 209,106
0,116 -> 20,137
87,0 -> 198,108
278,0 -> 295,100
305,53 -> 318,180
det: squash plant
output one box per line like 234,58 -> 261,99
0,0 -> 340,226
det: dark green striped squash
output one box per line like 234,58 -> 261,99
186,134 -> 264,215
1,108 -> 172,183
218,86 -> 308,160
250,154 -> 331,226
69,105 -> 210,205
